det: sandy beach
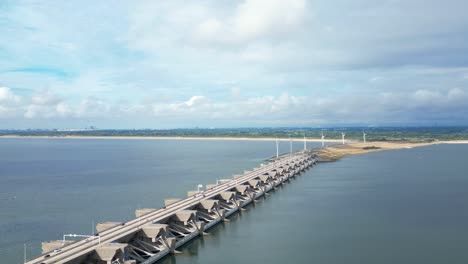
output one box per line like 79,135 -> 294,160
314,140 -> 468,161
315,141 -> 433,161
439,140 -> 468,144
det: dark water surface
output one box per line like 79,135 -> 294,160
0,138 -> 311,263
1,139 -> 467,263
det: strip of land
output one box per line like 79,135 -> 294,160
314,141 -> 468,161
1,135 -> 468,146
0,135 -> 346,142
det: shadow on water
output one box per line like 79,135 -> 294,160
157,173 -> 303,264
158,215 -> 244,264
153,172 -> 292,263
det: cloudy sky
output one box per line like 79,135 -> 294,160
1,0 -> 468,129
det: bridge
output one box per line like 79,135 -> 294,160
24,151 -> 317,264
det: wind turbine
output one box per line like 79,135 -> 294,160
341,132 -> 346,144
303,134 -> 307,150
363,132 -> 367,143
289,137 -> 292,154
276,137 -> 279,158
321,131 -> 325,147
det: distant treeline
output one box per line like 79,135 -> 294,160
2,127 -> 468,142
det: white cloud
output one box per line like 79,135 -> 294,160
0,87 -> 21,118
23,89 -> 112,119
232,0 -> 306,41
0,105 -> 8,114
24,105 -> 42,119
411,88 -> 468,107
195,18 -> 223,40
413,89 -> 440,103
31,90 -> 61,105
2,0 -> 468,128
1,85 -> 468,126
153,96 -> 217,117
76,97 -> 110,117
239,43 -> 274,63
0,87 -> 20,103
447,87 -> 466,100
185,96 -> 210,107
231,87 -> 241,98
56,102 -> 73,117
24,90 -> 65,119
193,0 -> 307,44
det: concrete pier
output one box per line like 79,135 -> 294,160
24,152 -> 316,264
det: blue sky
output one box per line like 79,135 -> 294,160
1,0 -> 468,129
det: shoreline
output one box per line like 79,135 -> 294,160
0,135 -> 468,144
0,135 -> 346,143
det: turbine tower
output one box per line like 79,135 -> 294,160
289,137 -> 293,154
363,132 -> 367,143
321,131 -> 325,147
341,132 -> 346,144
303,134 -> 307,150
276,137 -> 279,158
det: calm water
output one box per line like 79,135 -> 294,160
1,139 -> 468,263
0,138 -> 311,263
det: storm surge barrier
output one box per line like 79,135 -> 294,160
25,151 -> 316,264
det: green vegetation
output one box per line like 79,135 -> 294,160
1,127 -> 468,142
362,146 -> 382,150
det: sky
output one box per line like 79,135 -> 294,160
1,0 -> 468,129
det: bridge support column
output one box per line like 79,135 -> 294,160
91,243 -> 128,264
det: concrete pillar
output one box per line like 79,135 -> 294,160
166,237 -> 177,252
218,192 -> 235,201
233,185 -> 249,195
172,210 -> 197,225
195,221 -> 206,233
217,209 -> 226,219
91,243 -> 127,264
248,180 -> 260,188
259,175 -> 271,183
138,224 -> 168,242
197,199 -> 219,212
